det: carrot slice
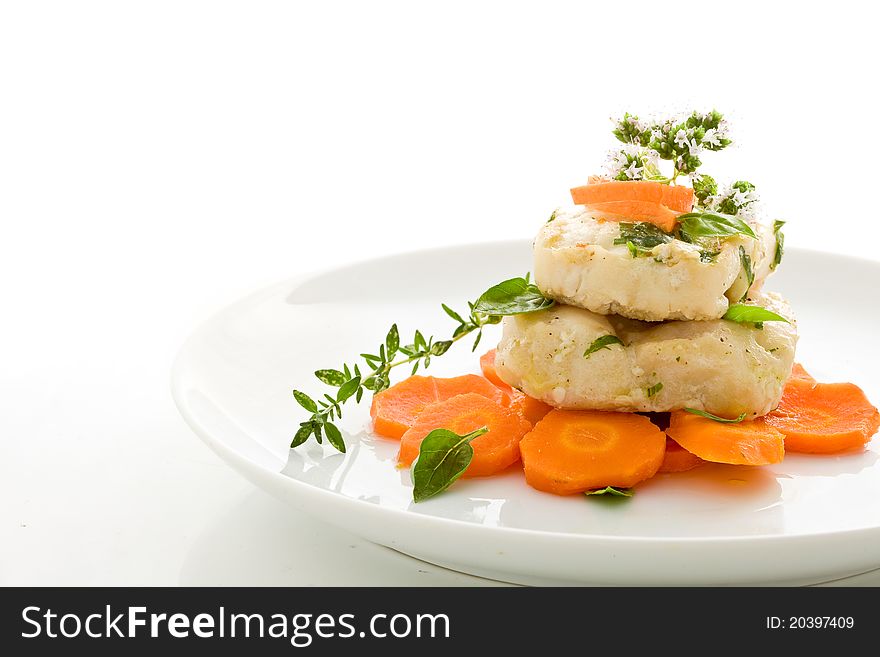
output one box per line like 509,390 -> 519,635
370,374 -> 508,439
765,379 -> 880,454
397,393 -> 532,477
519,410 -> 666,495
570,180 -> 693,232
479,348 -> 506,388
790,363 -> 816,384
658,437 -> 705,474
480,349 -> 552,426
571,180 -> 694,212
508,390 -> 554,427
582,200 -> 680,232
665,411 -> 785,465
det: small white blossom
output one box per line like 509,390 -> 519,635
703,128 -> 721,147
623,160 -> 643,179
674,129 -> 689,148
687,138 -> 702,155
733,189 -> 758,207
643,148 -> 660,166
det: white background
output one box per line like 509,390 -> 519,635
2,1 -> 879,585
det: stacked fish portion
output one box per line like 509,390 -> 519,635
494,184 -> 797,421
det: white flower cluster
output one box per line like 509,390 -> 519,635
605,143 -> 661,181
706,183 -> 760,218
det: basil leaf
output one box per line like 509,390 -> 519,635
613,222 -> 673,256
771,220 -> 785,270
584,335 -> 624,358
684,408 -> 747,423
586,486 -> 633,498
293,390 -> 318,413
677,211 -> 757,242
314,369 -> 346,386
323,422 -> 346,453
646,382 -> 663,398
473,277 -> 555,316
738,245 -> 754,302
411,427 -> 488,502
699,249 -> 720,263
723,304 -> 789,325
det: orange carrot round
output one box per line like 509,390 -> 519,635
766,379 -> 880,454
789,363 -> 816,384
397,393 -> 531,477
570,180 -> 694,212
370,374 -> 507,439
665,411 -> 785,465
479,348 -> 507,388
580,200 -> 680,232
658,437 -> 705,474
480,348 -> 552,426
507,390 -> 553,427
570,180 -> 693,232
519,409 -> 666,495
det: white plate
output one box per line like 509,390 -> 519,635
172,242 -> 880,585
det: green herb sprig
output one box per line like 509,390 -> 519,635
292,276 -> 555,452
610,110 -> 731,183
613,211 -> 756,260
738,245 -> 754,302
585,486 -> 633,498
771,220 -> 785,270
613,222 -> 673,256
684,408 -> 747,423
583,335 -> 624,358
722,304 -> 790,327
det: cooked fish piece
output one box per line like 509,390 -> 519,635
534,206 -> 778,321
494,292 -> 797,419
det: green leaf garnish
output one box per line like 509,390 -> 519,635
677,211 -> 757,242
584,335 -> 624,358
683,408 -> 747,423
472,277 -> 555,316
293,390 -> 318,413
646,382 -> 663,398
716,180 -> 757,216
412,427 -> 488,502
772,220 -> 785,270
723,304 -> 789,326
738,245 -> 754,302
613,222 -> 673,257
314,369 -> 346,386
547,210 -> 557,223
692,174 -> 718,206
322,422 -> 346,453
292,275 -> 552,451
586,486 -> 633,498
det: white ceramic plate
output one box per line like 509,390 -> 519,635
172,242 -> 880,585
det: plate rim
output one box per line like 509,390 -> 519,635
171,242 -> 880,548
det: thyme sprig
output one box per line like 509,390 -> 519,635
292,276 -> 554,452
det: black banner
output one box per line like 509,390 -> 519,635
0,587 -> 872,654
